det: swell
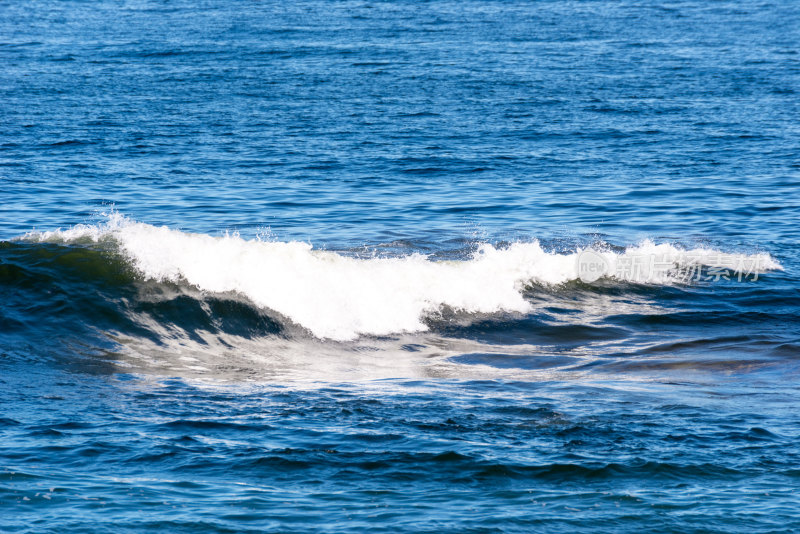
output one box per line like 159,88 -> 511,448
2,214 -> 783,346
0,241 -> 284,355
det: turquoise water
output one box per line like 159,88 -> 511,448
1,0 -> 799,531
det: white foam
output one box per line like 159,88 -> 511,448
25,214 -> 783,340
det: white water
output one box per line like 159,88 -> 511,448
27,214 -> 782,340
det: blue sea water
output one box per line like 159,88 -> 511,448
1,0 -> 800,531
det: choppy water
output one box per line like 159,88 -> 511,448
1,0 -> 799,532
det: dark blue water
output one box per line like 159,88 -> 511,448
2,0 -> 800,531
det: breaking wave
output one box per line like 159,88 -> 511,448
14,213 -> 781,340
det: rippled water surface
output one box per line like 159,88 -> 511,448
1,0 -> 799,532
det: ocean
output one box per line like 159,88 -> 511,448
1,0 -> 799,532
